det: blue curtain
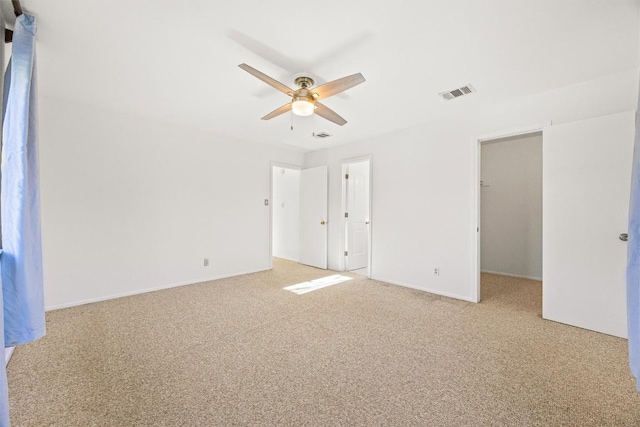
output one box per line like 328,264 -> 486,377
0,14 -> 44,425
0,251 -> 7,427
629,83 -> 640,391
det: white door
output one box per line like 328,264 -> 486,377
346,161 -> 369,271
543,111 -> 634,338
299,165 -> 328,269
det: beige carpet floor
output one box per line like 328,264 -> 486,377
6,261 -> 640,426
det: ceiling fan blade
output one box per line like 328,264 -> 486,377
238,63 -> 295,96
261,103 -> 292,120
314,102 -> 347,126
311,73 -> 365,100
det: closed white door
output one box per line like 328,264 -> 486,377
299,165 -> 328,269
543,111 -> 634,338
346,161 -> 370,271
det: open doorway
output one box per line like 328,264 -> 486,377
271,164 -> 301,264
477,131 -> 542,312
342,158 -> 372,277
271,163 -> 328,270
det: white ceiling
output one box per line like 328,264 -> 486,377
10,0 -> 640,151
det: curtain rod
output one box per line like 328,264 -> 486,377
4,0 -> 23,43
11,0 -> 22,17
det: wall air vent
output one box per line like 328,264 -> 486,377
439,84 -> 475,101
313,132 -> 332,139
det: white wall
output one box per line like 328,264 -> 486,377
38,69 -> 638,308
272,167 -> 300,261
304,70 -> 638,302
4,348 -> 12,367
481,133 -> 542,280
39,97 -> 304,309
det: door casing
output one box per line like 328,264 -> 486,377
474,123 -> 549,303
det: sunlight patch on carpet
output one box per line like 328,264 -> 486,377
283,275 -> 353,295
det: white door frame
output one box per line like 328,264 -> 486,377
269,161 -> 302,269
340,155 -> 373,276
473,123 -> 549,302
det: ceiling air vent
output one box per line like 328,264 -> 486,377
439,84 -> 475,101
313,132 -> 332,139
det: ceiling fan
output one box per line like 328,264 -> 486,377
238,63 -> 365,126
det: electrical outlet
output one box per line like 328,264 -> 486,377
433,267 -> 439,276
204,258 -> 210,267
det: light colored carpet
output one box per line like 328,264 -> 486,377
350,267 -> 368,276
6,262 -> 640,426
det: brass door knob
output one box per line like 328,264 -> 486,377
320,221 -> 326,225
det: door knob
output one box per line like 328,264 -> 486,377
620,233 -> 629,242
365,221 -> 370,225
320,221 -> 326,225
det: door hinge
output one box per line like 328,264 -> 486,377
345,173 -> 349,179
344,251 -> 348,256
345,212 -> 349,218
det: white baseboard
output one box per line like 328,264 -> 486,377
273,256 -> 299,263
371,276 -> 477,303
45,267 -> 272,311
481,270 -> 542,281
5,347 -> 14,366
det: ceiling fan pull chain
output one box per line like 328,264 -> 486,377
290,109 -> 293,131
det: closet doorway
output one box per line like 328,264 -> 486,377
478,131 -> 543,311
271,164 -> 301,263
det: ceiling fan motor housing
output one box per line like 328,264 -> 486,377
294,76 -> 315,89
292,93 -> 314,103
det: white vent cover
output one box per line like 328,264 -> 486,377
313,132 -> 331,139
439,84 -> 475,101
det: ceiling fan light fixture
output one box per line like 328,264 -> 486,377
238,64 -> 364,126
291,95 -> 315,117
